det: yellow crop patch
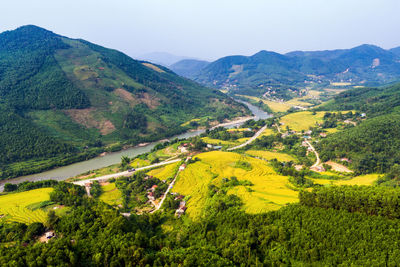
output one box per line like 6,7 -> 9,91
280,111 -> 325,131
246,150 -> 295,162
312,174 -> 380,186
147,162 -> 180,181
99,183 -> 122,206
173,151 -> 298,219
0,188 -> 53,224
201,137 -> 238,146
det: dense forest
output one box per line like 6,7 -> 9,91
315,82 -> 400,175
2,181 -> 400,265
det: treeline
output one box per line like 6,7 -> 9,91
3,181 -> 400,265
300,185 -> 400,219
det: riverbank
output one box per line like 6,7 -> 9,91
0,101 -> 270,190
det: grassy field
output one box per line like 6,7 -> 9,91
280,111 -> 326,132
0,188 -> 53,224
146,162 -> 180,181
99,183 -> 122,206
173,151 -> 298,219
312,174 -> 380,186
246,150 -> 296,162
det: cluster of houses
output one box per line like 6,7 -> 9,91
169,193 -> 187,217
178,143 -> 193,153
147,184 -> 158,201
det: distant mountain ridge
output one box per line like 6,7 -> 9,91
170,59 -> 210,78
174,44 -> 400,99
0,25 -> 249,179
136,52 -> 197,67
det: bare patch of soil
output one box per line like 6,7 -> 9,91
64,108 -> 116,135
326,161 -> 353,173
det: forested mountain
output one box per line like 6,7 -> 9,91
322,82 -> 400,117
0,25 -> 249,179
390,46 -> 400,56
179,44 -> 400,99
170,59 -> 209,78
317,82 -> 400,175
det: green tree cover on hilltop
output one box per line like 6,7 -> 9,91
0,26 -> 90,110
317,114 -> 400,174
2,183 -> 400,265
300,185 -> 400,218
321,82 -> 400,117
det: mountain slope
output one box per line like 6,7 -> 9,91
170,59 -> 209,78
0,25 -> 249,179
185,45 -> 400,99
136,52 -> 192,67
316,82 -> 400,174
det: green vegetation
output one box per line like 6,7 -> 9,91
2,181 -> 400,265
99,182 -> 123,206
317,114 -> 400,174
0,25 -> 249,180
187,44 -> 400,99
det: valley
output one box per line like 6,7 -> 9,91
1,20 -> 400,265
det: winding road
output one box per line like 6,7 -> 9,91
72,159 -> 181,186
305,140 -> 321,168
227,125 -> 268,151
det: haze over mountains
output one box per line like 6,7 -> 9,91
0,25 -> 248,178
171,44 -> 400,99
136,52 -> 201,67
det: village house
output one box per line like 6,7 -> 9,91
147,191 -> 155,201
319,132 -> 327,138
175,201 -> 187,217
179,164 -> 186,171
311,166 -> 326,172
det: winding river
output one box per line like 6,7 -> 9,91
0,101 -> 270,189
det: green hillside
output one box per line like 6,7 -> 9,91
179,45 -> 400,99
316,82 -> 400,175
0,25 -> 249,179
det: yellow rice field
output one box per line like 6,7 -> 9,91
173,151 -> 298,219
312,174 -> 380,186
201,137 -> 238,146
280,111 -> 325,131
246,150 -> 296,162
99,183 -> 122,206
0,188 -> 53,224
146,162 -> 180,181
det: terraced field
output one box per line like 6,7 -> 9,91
246,150 -> 296,162
0,188 -> 53,224
173,151 -> 298,219
146,162 -> 180,181
99,183 -> 122,206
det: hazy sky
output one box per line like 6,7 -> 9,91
1,0 -> 400,60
